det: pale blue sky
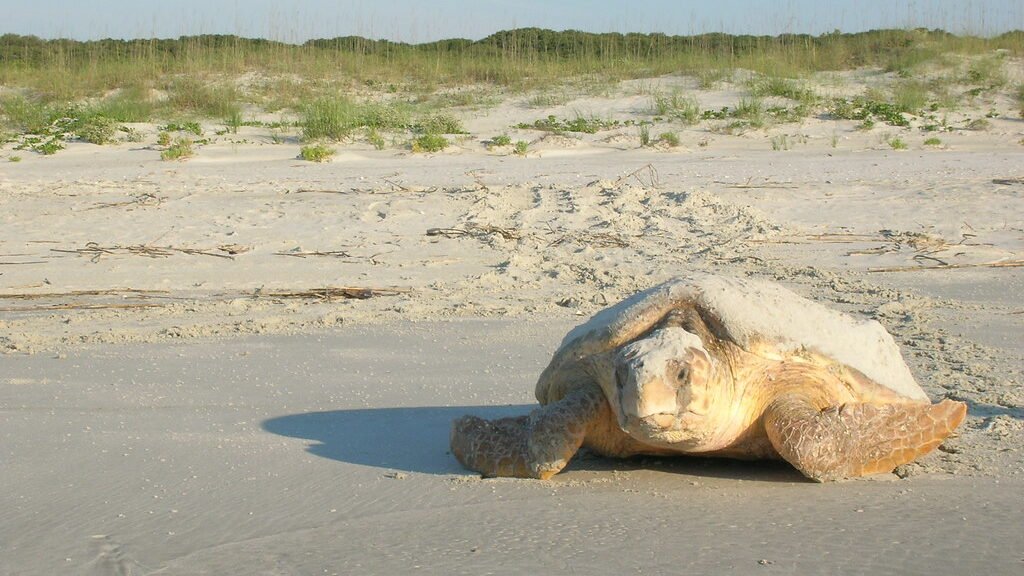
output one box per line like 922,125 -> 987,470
3,0 -> 1021,42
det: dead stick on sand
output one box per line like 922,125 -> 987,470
714,177 -> 798,189
51,243 -> 235,262
613,163 -> 660,188
258,286 -> 409,300
868,259 -> 1024,273
0,303 -> 167,312
427,224 -> 521,241
383,179 -> 410,192
274,250 -> 353,258
0,289 -> 169,300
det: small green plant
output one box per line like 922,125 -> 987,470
300,143 -> 335,162
652,91 -> 700,124
8,155 -> 22,162
770,134 -> 790,151
516,114 -> 620,134
120,126 -> 143,142
964,56 -> 1007,88
923,137 -> 942,146
75,115 -> 118,144
657,132 -> 680,147
748,76 -> 818,106
412,133 -> 448,153
830,97 -> 909,127
157,131 -> 172,146
513,140 -> 529,155
224,108 -> 243,134
15,134 -> 64,155
366,128 -> 386,150
161,121 -> 202,136
887,135 -> 908,150
638,124 -> 651,146
160,137 -> 194,160
695,68 -> 729,89
491,134 -> 512,146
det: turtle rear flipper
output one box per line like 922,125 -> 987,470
451,384 -> 606,479
764,395 -> 967,482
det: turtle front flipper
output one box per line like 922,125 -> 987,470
764,394 -> 967,482
451,384 -> 607,479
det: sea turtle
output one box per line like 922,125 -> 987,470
450,274 -> 966,482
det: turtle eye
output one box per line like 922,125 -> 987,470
677,367 -> 689,382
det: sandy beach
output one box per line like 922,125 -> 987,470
2,70 -> 1023,574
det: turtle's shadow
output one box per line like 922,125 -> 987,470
261,405 -> 808,482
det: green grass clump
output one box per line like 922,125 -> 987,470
652,91 -> 700,124
95,87 -> 155,122
965,56 -> 1007,88
415,112 -> 464,134
412,133 -> 448,153
491,134 -> 512,146
732,97 -> 767,128
638,124 -> 651,146
9,155 -> 22,162
770,134 -> 790,150
887,135 -> 908,150
695,68 -> 730,89
224,108 -> 243,134
166,77 -> 241,118
924,137 -> 942,146
301,97 -> 357,141
748,76 -> 818,105
160,137 -> 194,160
366,127 -> 386,150
299,143 -> 335,162
657,132 -> 680,147
891,80 -> 929,114
1,95 -> 57,133
301,98 -> 415,141
361,102 -> 412,130
513,140 -> 529,155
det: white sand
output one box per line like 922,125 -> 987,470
2,71 -> 1023,574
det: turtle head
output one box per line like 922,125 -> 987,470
611,327 -> 722,449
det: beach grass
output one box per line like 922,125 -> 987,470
1,28 -> 1022,142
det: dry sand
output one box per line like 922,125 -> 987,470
2,72 -> 1023,574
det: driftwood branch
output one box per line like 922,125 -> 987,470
868,259 -> 1024,273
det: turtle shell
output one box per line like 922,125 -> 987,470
536,274 -> 929,405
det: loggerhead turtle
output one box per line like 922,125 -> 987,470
451,274 -> 966,482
